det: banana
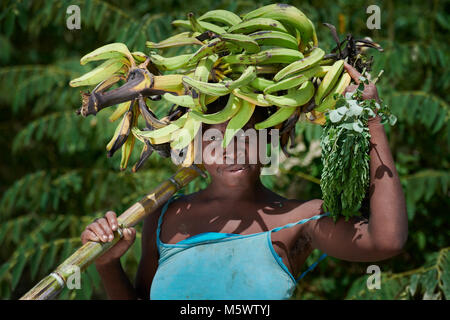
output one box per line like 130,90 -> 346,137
179,139 -> 196,167
199,9 -> 242,27
146,31 -> 202,49
243,4 -> 317,51
162,93 -> 198,110
106,102 -> 134,157
132,127 -> 173,145
314,59 -> 344,105
248,30 -> 298,50
92,74 -> 124,93
135,112 -> 188,140
182,78 -> 230,97
172,19 -> 227,35
189,94 -> 241,124
316,71 -> 351,112
222,48 -> 304,65
226,65 -> 257,89
131,51 -> 148,64
120,101 -> 139,170
274,47 -> 325,81
148,53 -> 194,71
254,106 -> 298,130
314,65 -> 332,78
138,96 -> 168,129
107,115 -> 124,151
193,54 -> 218,111
146,35 -> 203,49
70,57 -> 128,87
170,114 -> 202,150
190,38 -> 238,65
263,65 -> 322,94
132,140 -> 153,172
152,74 -> 185,95
233,65 -> 281,75
249,77 -> 275,91
232,86 -> 272,106
183,65 -> 256,96
188,12 -> 207,33
109,100 -> 132,122
264,81 -> 315,108
264,73 -> 309,94
222,99 -> 256,148
120,132 -> 136,170
227,17 -> 288,34
80,42 -> 133,65
218,33 -> 260,54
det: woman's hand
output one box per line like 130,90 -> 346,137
81,211 -> 136,266
342,62 -> 381,104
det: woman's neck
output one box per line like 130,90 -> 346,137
201,178 -> 269,203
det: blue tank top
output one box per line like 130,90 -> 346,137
150,193 -> 330,300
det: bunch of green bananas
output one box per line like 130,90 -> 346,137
70,4 -> 355,171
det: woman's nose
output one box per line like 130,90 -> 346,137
224,139 -> 247,163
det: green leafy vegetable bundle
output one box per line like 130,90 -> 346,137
320,77 -> 397,222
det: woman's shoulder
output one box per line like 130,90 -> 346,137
280,197 -> 327,221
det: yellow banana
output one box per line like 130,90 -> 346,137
109,100 -> 132,122
274,47 -> 324,81
222,99 -> 256,148
249,77 -> 275,91
222,48 -> 304,65
193,54 -> 218,111
227,17 -> 288,34
248,30 -> 298,50
243,4 -> 317,51
316,71 -> 351,112
190,94 -> 241,124
80,42 -> 133,65
148,53 -> 194,71
254,106 -> 298,130
70,57 -> 128,87
170,114 -> 202,150
106,102 -> 134,157
172,19 -> 227,34
218,33 -> 260,54
232,86 -> 272,106
120,101 -> 139,170
264,81 -> 315,108
314,59 -> 344,105
198,9 -> 242,27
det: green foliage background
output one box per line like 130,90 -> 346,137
0,0 -> 448,300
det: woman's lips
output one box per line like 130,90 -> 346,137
224,165 -> 250,173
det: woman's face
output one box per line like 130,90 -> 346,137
200,116 -> 268,187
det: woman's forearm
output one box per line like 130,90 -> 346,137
95,260 -> 138,299
366,115 -> 408,251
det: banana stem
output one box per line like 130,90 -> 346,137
77,69 -> 183,117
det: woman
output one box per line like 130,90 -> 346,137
81,62 -> 408,299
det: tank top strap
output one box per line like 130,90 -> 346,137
156,193 -> 183,251
296,252 -> 328,283
270,211 -> 331,234
268,211 -> 331,284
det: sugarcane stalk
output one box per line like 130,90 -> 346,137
20,164 -> 207,300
